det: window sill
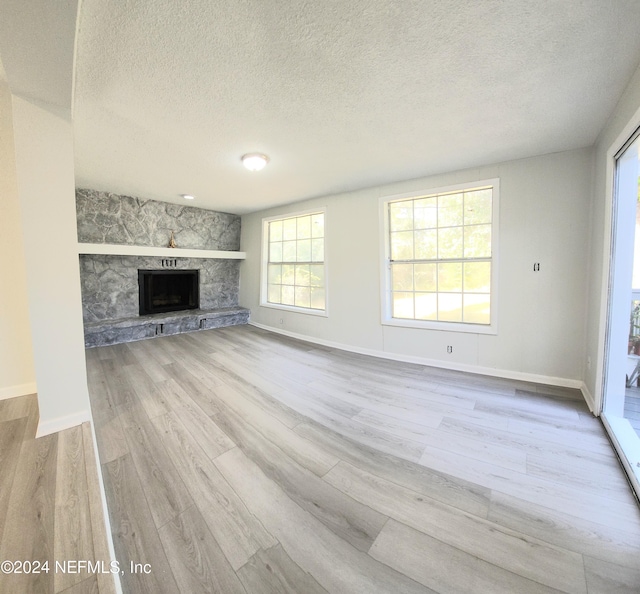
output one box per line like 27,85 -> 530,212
382,317 -> 497,335
260,302 -> 328,317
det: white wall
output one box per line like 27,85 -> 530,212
585,60 -> 640,410
240,148 -> 592,386
11,95 -> 91,435
0,73 -> 36,399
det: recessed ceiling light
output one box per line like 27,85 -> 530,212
181,194 -> 195,200
242,153 -> 269,172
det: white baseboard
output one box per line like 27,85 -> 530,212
36,409 -> 92,438
0,382 -> 37,401
580,382 -> 596,413
249,321 -> 583,391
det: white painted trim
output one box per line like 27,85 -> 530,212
380,317 -> 497,335
378,178 -> 499,335
580,381 -> 596,413
259,303 -> 328,317
259,207 -> 328,315
86,418 -> 124,594
249,321 -> 583,391
261,206 -> 328,223
596,102 -> 640,415
36,409 -> 92,438
0,382 -> 37,401
600,414 -> 640,501
78,243 -> 246,260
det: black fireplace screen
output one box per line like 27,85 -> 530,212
138,269 -> 199,315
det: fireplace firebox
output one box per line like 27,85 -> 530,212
138,269 -> 199,315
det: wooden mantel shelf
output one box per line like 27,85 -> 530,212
78,243 -> 246,260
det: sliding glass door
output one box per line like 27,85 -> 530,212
602,131 -> 640,495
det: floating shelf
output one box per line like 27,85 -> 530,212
78,243 -> 246,260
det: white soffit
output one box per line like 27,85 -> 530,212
73,0 -> 640,214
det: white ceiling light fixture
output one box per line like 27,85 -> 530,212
181,194 -> 195,200
242,153 -> 269,172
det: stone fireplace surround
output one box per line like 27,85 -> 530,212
76,189 -> 248,347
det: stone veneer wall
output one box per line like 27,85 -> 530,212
76,189 -> 243,329
79,255 -> 240,323
76,188 -> 240,249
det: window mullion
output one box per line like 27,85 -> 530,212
386,182 -> 494,327
390,257 -> 490,264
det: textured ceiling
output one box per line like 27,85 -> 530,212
72,0 -> 640,214
0,0 -> 78,109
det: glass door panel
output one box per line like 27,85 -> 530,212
602,134 -> 640,494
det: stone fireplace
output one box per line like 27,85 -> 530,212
76,189 -> 249,347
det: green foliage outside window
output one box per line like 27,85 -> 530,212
388,186 -> 493,325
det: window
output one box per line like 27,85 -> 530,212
261,209 -> 326,314
382,180 -> 498,333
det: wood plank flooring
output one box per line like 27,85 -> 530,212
86,325 -> 640,593
0,394 -> 116,594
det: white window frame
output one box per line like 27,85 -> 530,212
260,207 -> 328,317
379,179 -> 499,334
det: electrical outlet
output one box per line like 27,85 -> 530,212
279,319 -> 284,325
447,345 -> 453,354
533,262 -> 540,272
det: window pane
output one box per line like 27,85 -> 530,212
414,229 -> 437,259
309,264 -> 324,287
282,240 -> 297,262
438,227 -> 463,259
281,264 -> 295,285
464,189 -> 492,225
463,261 -> 491,292
464,225 -> 491,258
415,293 -> 437,320
264,212 -> 326,312
267,264 -> 282,284
295,264 -> 310,286
269,241 -> 282,263
311,288 -> 325,310
311,238 -> 324,262
414,197 -> 437,229
269,220 -> 283,242
438,262 -> 462,292
414,263 -> 437,291
392,292 -> 414,318
389,201 -> 414,231
283,218 -> 297,240
438,193 -> 463,227
311,214 -> 324,238
383,184 -> 494,326
463,293 -> 490,324
392,263 -> 413,291
391,231 -> 414,260
295,286 -> 311,308
267,284 -> 281,304
297,215 -> 311,239
438,293 -> 463,322
281,285 -> 295,305
297,239 -> 311,261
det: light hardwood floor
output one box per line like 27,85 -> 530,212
0,394 -> 116,594
86,324 -> 640,594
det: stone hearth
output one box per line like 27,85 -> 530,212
83,306 -> 249,348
